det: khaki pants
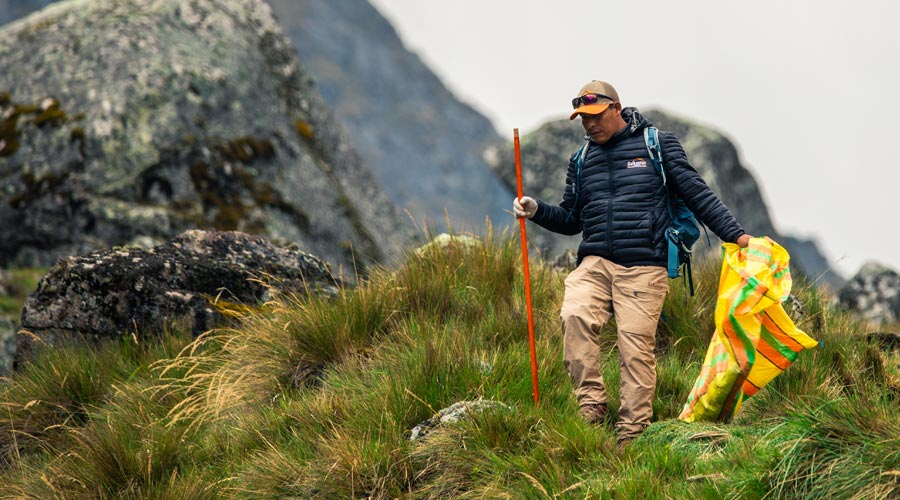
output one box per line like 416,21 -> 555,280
560,255 -> 668,439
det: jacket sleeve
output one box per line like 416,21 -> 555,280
660,132 -> 746,243
530,151 -> 582,236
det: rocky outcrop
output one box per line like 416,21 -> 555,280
781,235 -> 845,291
268,0 -> 512,228
16,229 -> 337,366
483,119 -> 583,259
485,110 -> 842,286
839,262 -> 900,325
0,0 -> 409,274
0,318 -> 14,376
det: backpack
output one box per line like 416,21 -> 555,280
644,126 -> 705,295
568,127 -> 705,294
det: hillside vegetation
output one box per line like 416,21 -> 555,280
1,229 -> 898,499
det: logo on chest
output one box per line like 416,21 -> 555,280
627,157 -> 648,169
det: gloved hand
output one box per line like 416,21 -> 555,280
513,196 -> 537,219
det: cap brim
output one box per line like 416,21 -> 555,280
569,102 -> 611,120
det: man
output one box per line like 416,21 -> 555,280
513,80 -> 752,446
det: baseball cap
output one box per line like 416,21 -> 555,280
569,80 -> 620,120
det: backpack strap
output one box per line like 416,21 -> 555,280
644,127 -> 666,187
644,127 -> 682,279
565,141 -> 590,224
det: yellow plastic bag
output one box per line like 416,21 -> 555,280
679,237 -> 819,423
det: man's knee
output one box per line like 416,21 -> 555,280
560,301 -> 592,327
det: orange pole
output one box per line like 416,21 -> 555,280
514,128 -> 540,405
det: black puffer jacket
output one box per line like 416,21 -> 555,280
532,108 -> 745,268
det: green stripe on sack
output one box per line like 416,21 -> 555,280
748,248 -> 770,260
759,327 -> 799,361
728,284 -> 759,366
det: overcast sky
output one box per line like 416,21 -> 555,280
369,0 -> 900,279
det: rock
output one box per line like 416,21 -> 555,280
839,262 -> 900,325
785,294 -> 807,323
408,400 -> 510,441
553,249 -> 577,273
415,233 -> 481,256
268,0 -> 512,228
0,1 -> 49,26
0,0 -> 408,274
0,318 -> 15,376
780,235 -> 846,291
484,119 -> 584,258
867,332 -> 900,352
16,229 -> 337,367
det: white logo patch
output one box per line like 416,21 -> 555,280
627,158 -> 648,169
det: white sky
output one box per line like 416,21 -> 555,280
369,0 -> 900,279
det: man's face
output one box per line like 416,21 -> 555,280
580,103 -> 623,144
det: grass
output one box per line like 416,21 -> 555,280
1,227 -> 897,499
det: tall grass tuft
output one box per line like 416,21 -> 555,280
0,330 -> 191,467
766,386 -> 900,499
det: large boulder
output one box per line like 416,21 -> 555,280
267,0 -> 513,228
0,0 -> 409,273
839,262 -> 900,325
0,318 -> 15,376
16,229 -> 337,366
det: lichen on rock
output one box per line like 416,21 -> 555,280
16,229 -> 339,368
0,0 -> 408,273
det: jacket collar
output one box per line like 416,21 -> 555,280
592,107 -> 651,147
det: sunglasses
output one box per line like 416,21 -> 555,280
571,93 -> 616,110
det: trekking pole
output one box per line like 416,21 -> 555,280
514,128 -> 540,405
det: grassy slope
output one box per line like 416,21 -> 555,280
0,230 -> 897,499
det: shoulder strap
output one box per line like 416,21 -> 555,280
644,127 -> 666,186
644,127 -> 674,220
646,126 -> 687,286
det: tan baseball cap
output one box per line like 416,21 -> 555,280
569,80 -> 620,120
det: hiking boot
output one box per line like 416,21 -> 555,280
578,403 -> 608,425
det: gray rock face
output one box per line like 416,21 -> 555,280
781,235 -> 845,291
17,229 -> 337,366
484,119 -> 584,259
0,0 -> 408,273
839,262 -> 900,325
0,0 -> 49,26
0,318 -> 15,376
485,110 -> 840,285
268,0 -> 513,228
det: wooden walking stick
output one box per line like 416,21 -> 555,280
514,128 -> 540,405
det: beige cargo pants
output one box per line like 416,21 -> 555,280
560,255 -> 669,439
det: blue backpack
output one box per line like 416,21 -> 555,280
569,127 -> 705,294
